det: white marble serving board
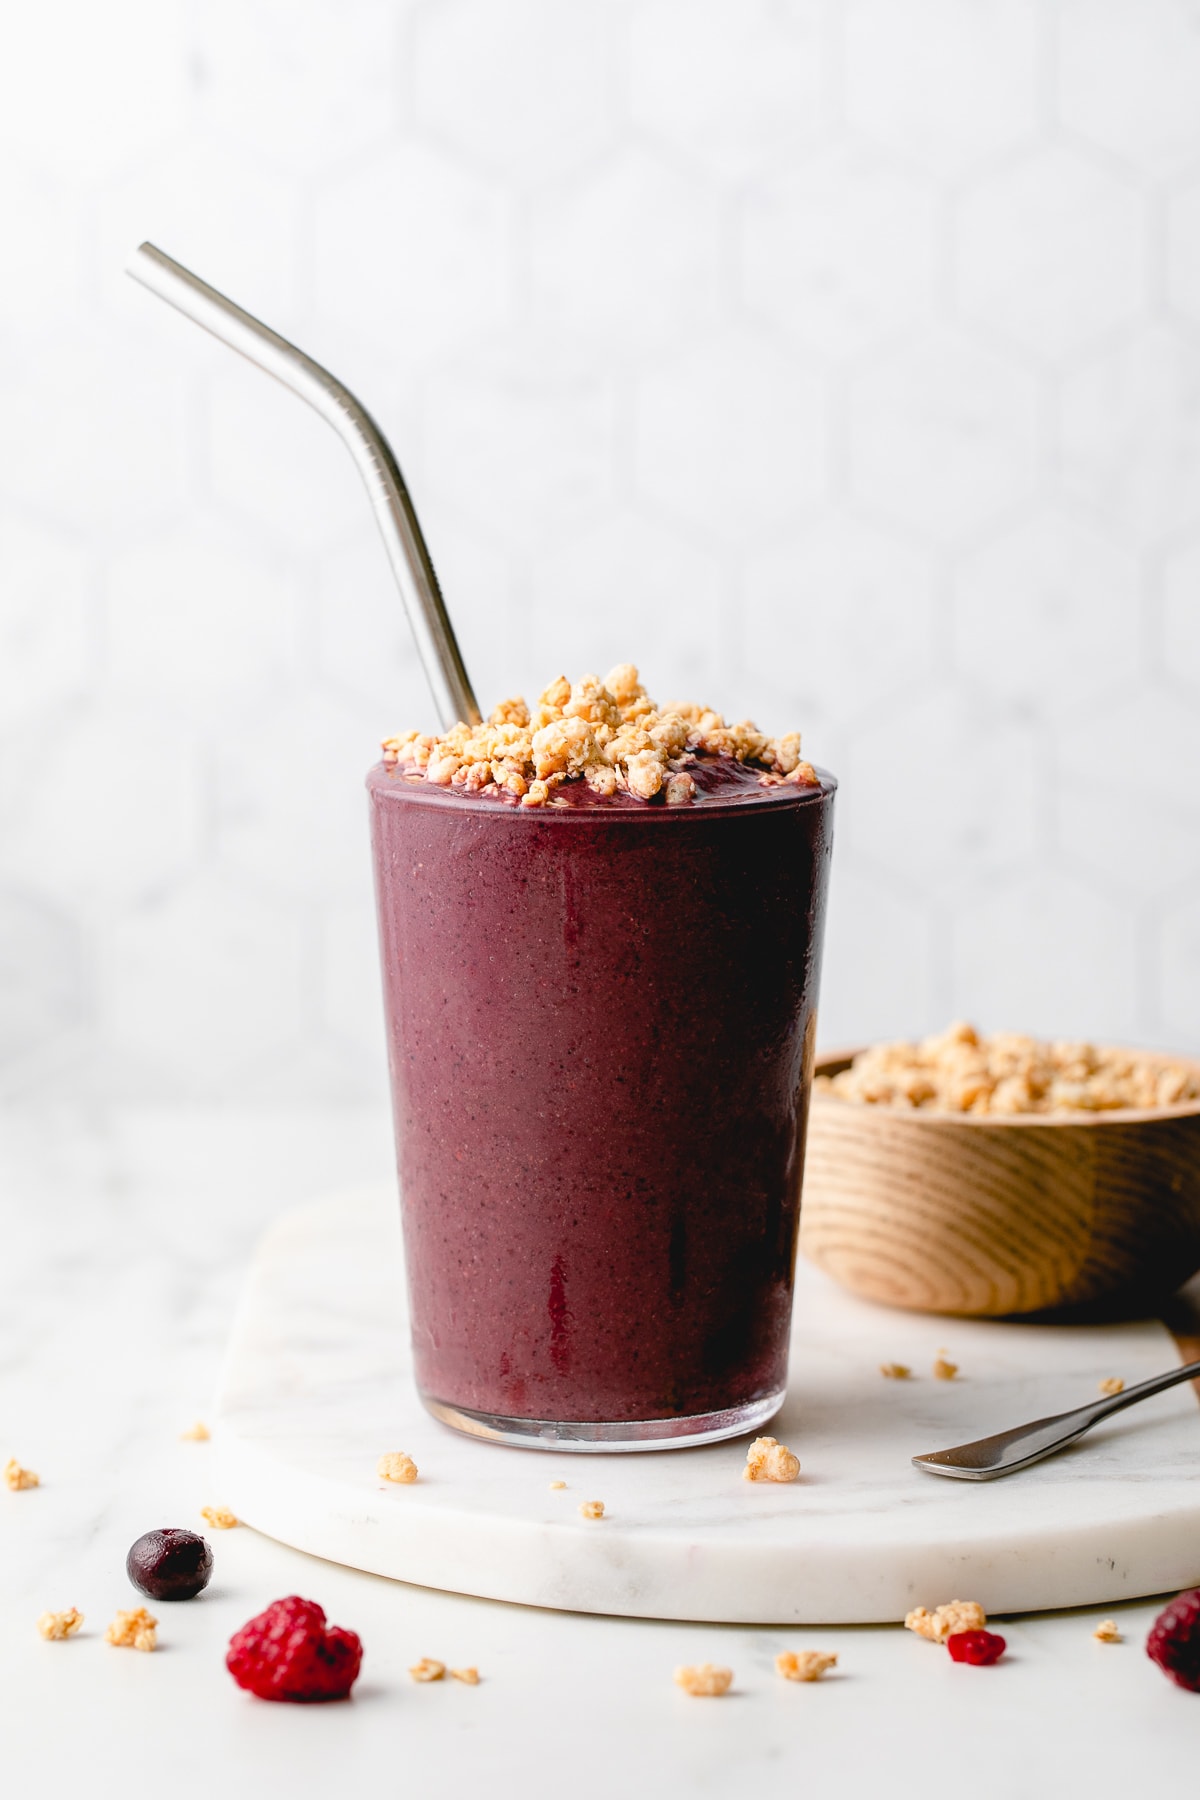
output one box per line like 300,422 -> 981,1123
213,1187 -> 1200,1624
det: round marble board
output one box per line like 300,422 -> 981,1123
212,1188 -> 1200,1625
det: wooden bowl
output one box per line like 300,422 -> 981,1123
799,1046 -> 1200,1318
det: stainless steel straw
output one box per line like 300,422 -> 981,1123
127,242 -> 480,730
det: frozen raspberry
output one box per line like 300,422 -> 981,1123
226,1596 -> 362,1703
126,1528 -> 213,1602
1146,1588 -> 1200,1693
946,1629 -> 1007,1665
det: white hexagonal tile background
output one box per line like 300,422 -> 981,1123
529,151 -> 724,353
4,0 -> 1200,1106
413,0 -> 617,185
847,331 -> 1040,543
741,146 -> 939,359
952,511 -> 1142,708
954,147 -> 1146,362
629,0 -> 829,179
1057,0 -> 1200,177
844,0 -> 1039,174
634,331 -> 828,543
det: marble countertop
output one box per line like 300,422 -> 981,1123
4,1106 -> 1199,1799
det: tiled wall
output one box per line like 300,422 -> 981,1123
2,0 -> 1199,1104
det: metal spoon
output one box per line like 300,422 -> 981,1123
913,1358 -> 1200,1481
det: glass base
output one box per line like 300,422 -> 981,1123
420,1388 -> 786,1453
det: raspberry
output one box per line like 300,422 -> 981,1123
1146,1588 -> 1200,1693
946,1629 -> 1006,1666
226,1596 -> 362,1703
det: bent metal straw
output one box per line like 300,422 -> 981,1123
126,242 -> 480,732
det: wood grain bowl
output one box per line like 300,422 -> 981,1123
799,1046 -> 1200,1319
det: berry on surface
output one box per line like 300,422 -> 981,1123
227,1596 -> 363,1703
126,1528 -> 213,1602
1146,1588 -> 1200,1693
946,1629 -> 1006,1665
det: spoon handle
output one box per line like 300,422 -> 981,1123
912,1357 -> 1200,1481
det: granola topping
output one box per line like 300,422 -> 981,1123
822,1023 -> 1200,1115
105,1607 -> 158,1652
880,1363 -> 911,1381
37,1608 -> 84,1641
579,1500 -> 605,1520
743,1437 -> 801,1483
179,1421 -> 210,1442
776,1650 -> 837,1682
378,1451 -> 419,1484
4,1457 -> 39,1491
381,666 -> 818,809
451,1666 -> 481,1684
905,1601 -> 987,1643
410,1657 -> 446,1682
933,1356 -> 959,1382
200,1505 -> 239,1530
674,1662 -> 733,1697
1098,1378 -> 1125,1397
1093,1619 -> 1122,1643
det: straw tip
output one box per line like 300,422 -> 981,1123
125,241 -> 162,280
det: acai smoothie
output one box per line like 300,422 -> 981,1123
369,665 -> 835,1449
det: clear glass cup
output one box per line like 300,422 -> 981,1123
368,762 -> 836,1451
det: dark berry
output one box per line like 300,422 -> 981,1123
946,1629 -> 1007,1665
226,1596 -> 362,1703
1147,1588 -> 1200,1692
126,1528 -> 213,1601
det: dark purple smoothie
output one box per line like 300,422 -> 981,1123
368,755 -> 835,1446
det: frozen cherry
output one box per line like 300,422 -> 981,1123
126,1528 -> 213,1602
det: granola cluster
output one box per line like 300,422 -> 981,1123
4,1457 -> 39,1491
822,1022 -> 1200,1115
381,664 -> 817,808
776,1650 -> 838,1682
674,1662 -> 733,1696
743,1437 -> 801,1483
377,1451 -> 419,1484
200,1505 -> 239,1530
37,1608 -> 84,1641
105,1607 -> 158,1652
905,1601 -> 987,1643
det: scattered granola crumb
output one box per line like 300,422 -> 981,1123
179,1421 -> 210,1442
822,1023 -> 1200,1115
200,1505 -> 239,1530
378,1451 -> 419,1484
675,1662 -> 733,1697
743,1436 -> 801,1483
105,1607 -> 158,1652
381,666 -> 818,808
1093,1619 -> 1122,1643
1098,1377 -> 1125,1397
933,1357 -> 959,1381
579,1500 -> 605,1520
37,1608 -> 84,1641
451,1666 -> 480,1685
776,1650 -> 837,1682
4,1457 -> 39,1491
549,1480 -> 567,1490
410,1657 -> 446,1683
880,1363 -> 911,1381
905,1601 -> 987,1643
